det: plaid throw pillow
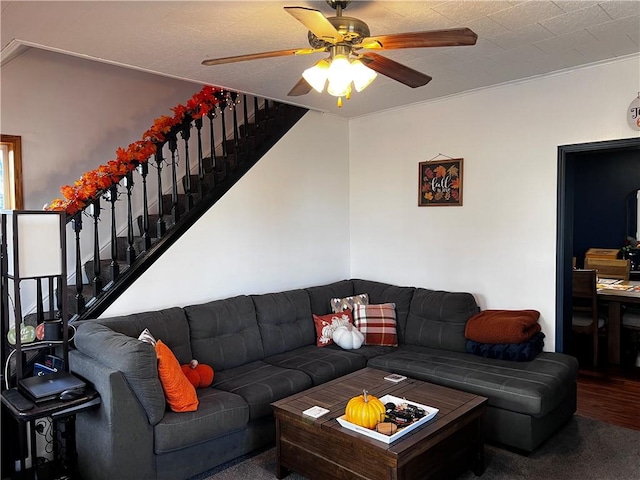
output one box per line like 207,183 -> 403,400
353,303 -> 398,347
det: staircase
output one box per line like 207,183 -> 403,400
54,92 -> 307,322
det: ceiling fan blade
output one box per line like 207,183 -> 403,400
284,6 -> 344,43
360,52 -> 432,88
287,77 -> 313,97
202,48 -> 316,66
360,28 -> 478,50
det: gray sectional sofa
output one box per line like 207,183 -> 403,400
69,279 -> 578,480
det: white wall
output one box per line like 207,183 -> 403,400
349,56 -> 640,350
103,110 -> 351,316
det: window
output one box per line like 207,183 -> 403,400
0,135 -> 23,210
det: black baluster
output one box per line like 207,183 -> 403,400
181,119 -> 193,210
155,143 -> 166,237
169,135 -> 180,224
136,162 -> 151,251
254,97 -> 260,130
105,184 -> 120,283
243,94 -> 249,140
220,107 -> 228,171
71,213 -> 85,314
124,171 -> 136,266
48,277 -> 55,319
36,278 -> 44,323
195,117 -> 205,199
232,97 -> 240,166
208,110 -> 219,185
89,199 -> 102,297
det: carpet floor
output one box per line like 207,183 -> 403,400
192,415 -> 639,480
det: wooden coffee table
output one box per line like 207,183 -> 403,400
272,367 -> 487,480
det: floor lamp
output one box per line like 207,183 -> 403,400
1,210 -> 67,386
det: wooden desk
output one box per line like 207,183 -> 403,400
597,280 -> 640,364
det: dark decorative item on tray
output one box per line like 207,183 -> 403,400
383,400 -> 426,428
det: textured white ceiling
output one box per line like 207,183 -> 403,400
2,1 -> 639,118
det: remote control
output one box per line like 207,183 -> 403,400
3,389 -> 35,412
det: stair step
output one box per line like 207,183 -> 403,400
162,193 -> 189,216
181,173 -> 215,196
83,259 -> 113,290
136,214 -> 176,239
65,284 -> 95,316
116,236 -> 149,263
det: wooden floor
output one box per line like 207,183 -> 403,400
576,364 -> 640,430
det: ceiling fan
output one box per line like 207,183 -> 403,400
202,1 -> 478,106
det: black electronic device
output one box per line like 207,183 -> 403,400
59,388 -> 85,401
18,371 -> 86,403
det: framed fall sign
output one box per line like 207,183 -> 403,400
418,158 -> 463,207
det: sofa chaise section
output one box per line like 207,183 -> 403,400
368,287 -> 579,452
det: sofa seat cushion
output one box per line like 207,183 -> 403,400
306,280 -> 355,315
351,280 -> 415,344
184,295 -> 263,370
213,361 -> 312,419
405,288 -> 479,353
154,388 -> 249,454
264,345 -> 366,386
367,346 -> 578,417
252,290 -> 316,357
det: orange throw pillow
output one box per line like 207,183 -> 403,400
155,340 -> 198,412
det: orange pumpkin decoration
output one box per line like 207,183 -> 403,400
345,390 -> 386,429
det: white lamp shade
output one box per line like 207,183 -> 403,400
327,55 -> 352,97
4,211 -> 64,278
302,59 -> 330,93
351,60 -> 377,92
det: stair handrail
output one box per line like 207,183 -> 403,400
44,85 -> 235,218
30,81 -> 307,322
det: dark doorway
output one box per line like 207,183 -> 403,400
556,136 -> 640,355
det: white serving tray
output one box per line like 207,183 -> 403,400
336,394 -> 438,444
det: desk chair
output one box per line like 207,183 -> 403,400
584,258 -> 631,280
572,269 -> 606,367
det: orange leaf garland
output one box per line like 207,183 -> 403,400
45,85 -> 226,215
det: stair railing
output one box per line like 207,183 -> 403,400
37,86 -> 306,322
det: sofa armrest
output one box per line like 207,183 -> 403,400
70,349 -> 156,480
74,321 -> 166,425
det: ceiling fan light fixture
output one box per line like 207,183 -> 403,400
302,59 -> 330,93
327,54 -> 352,97
351,59 -> 377,92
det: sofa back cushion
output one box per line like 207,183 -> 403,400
351,279 -> 415,343
305,280 -> 355,315
87,307 -> 193,364
74,322 -> 166,426
184,295 -> 264,371
252,289 -> 315,357
405,288 -> 479,352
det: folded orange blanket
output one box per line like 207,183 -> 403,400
464,309 -> 541,344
